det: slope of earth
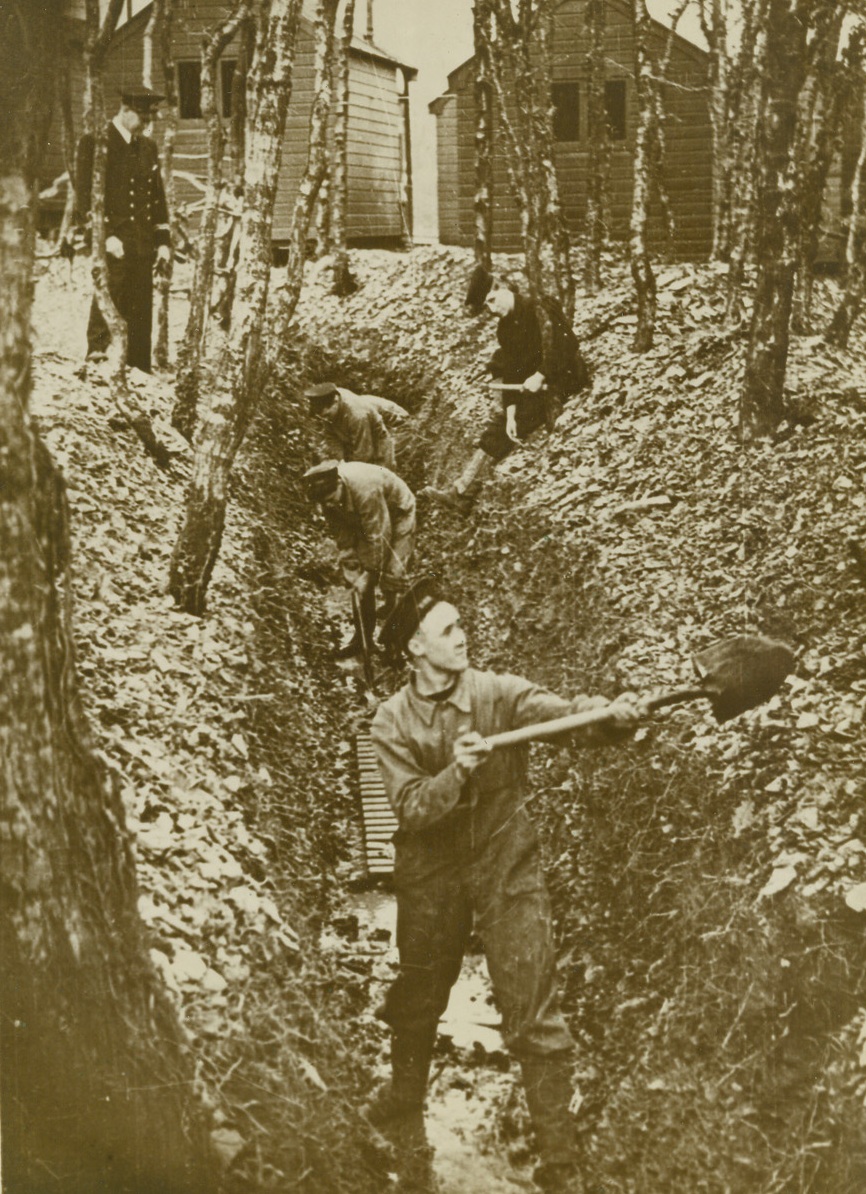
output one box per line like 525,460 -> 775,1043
291,245 -> 866,1192
28,257 -> 393,1194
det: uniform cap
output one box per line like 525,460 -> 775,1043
303,461 -> 340,500
305,381 -> 339,411
120,84 -> 165,112
379,575 -> 445,656
465,264 -> 494,314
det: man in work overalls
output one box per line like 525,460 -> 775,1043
306,381 -> 398,471
369,578 -> 643,1193
303,460 -> 416,658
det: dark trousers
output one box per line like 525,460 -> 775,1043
380,821 -> 575,1059
477,391 -> 548,462
87,253 -> 155,372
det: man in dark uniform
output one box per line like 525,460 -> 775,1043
369,578 -> 644,1193
75,85 -> 171,373
423,267 -> 590,515
306,381 -> 397,470
303,460 -> 416,658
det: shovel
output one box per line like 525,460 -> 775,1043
485,635 -> 795,750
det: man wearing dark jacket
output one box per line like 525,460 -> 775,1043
75,85 -> 171,372
368,578 -> 643,1193
423,268 -> 590,515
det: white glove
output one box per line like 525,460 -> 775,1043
106,235 -> 124,258
156,244 -> 171,263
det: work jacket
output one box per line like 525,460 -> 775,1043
323,461 -> 415,576
489,294 -> 589,409
322,389 -> 395,468
371,667 -> 606,863
76,123 -> 170,259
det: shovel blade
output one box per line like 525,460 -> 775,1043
693,635 -> 795,723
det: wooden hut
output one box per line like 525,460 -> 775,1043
42,0 -> 416,247
430,0 -> 714,260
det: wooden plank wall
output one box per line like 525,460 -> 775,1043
100,5 -> 407,243
442,0 -> 714,260
432,95 -> 460,246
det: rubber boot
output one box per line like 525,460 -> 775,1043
364,1027 -> 440,1193
364,1026 -> 437,1130
421,450 -> 492,517
520,1055 -> 585,1194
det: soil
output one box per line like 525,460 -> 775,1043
28,239 -> 866,1192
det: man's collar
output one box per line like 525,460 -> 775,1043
112,114 -> 133,144
407,669 -> 472,724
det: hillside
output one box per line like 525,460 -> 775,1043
30,241 -> 866,1192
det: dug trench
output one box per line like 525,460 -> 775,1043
227,310 -> 866,1194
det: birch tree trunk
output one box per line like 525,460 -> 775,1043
274,0 -> 339,327
82,0 -> 172,465
629,0 -> 657,353
1,6 -> 214,1187
331,0 -> 357,296
827,84 -> 866,348
584,0 -> 608,294
58,45 -> 78,247
792,18 -> 857,332
739,0 -> 810,438
473,0 -> 495,272
169,0 -> 303,615
152,0 -> 179,370
173,1 -> 248,441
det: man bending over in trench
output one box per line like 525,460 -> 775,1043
369,577 -> 645,1194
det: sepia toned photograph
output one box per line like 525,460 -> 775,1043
2,0 -> 865,1191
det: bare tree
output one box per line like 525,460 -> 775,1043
149,0 -> 179,370
275,0 -> 340,326
584,0 -> 608,294
739,0 -> 814,436
1,3 -> 214,1187
629,0 -> 657,352
792,20 -> 862,331
173,0 -> 249,440
473,0 -> 495,272
827,81 -> 866,348
481,0 -> 574,317
331,0 -> 358,296
169,0 -> 303,615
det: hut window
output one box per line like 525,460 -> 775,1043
604,80 -> 627,140
220,59 -> 238,119
552,83 -> 580,142
177,61 -> 202,119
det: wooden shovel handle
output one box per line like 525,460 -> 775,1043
484,686 -> 708,750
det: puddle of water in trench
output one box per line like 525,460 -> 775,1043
348,890 -> 537,1194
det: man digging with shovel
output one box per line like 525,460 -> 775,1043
367,577 -> 794,1193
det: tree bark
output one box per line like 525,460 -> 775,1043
584,0 -> 608,294
275,0 -> 339,327
827,83 -> 866,348
151,0 -> 179,370
1,5 -> 214,1188
739,0 -> 810,438
473,0 -> 495,273
629,0 -> 657,353
169,0 -> 303,615
331,0 -> 357,295
792,16 -> 856,332
173,1 -> 248,440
